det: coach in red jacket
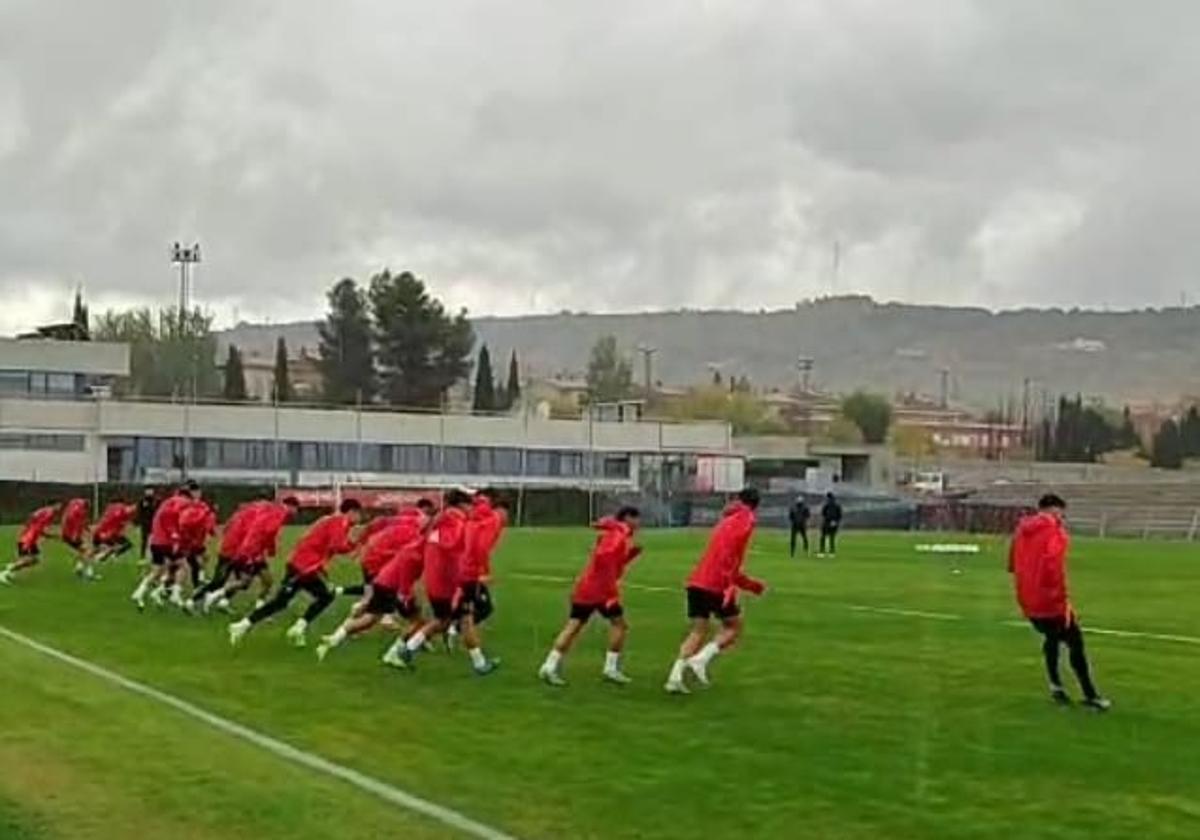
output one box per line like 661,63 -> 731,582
1009,494 -> 1110,711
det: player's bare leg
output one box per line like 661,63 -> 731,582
602,616 -> 632,684
0,554 -> 40,584
539,618 -> 585,685
383,616 -> 447,669
317,611 -> 381,661
666,618 -> 711,693
686,615 -> 742,686
459,613 -> 499,675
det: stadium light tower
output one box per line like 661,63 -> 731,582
170,241 -> 202,315
796,356 -> 814,394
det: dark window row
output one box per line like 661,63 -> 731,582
0,432 -> 86,451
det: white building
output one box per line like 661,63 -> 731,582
0,339 -> 741,490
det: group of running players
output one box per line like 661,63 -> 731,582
0,482 -> 1109,706
0,481 -> 769,692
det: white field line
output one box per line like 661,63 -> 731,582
0,624 -> 519,840
513,573 -> 1200,646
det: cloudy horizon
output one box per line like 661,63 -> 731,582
2,1 -> 1197,334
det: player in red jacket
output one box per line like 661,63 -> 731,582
317,508 -> 434,661
539,506 -> 642,687
92,500 -> 137,562
338,499 -> 437,600
445,490 -> 509,648
187,497 -> 268,613
228,498 -> 363,648
666,488 -> 765,694
0,503 -> 62,584
171,500 -> 215,606
57,497 -> 97,579
1009,494 -> 1110,711
131,482 -> 198,610
384,489 -> 498,675
198,498 -> 298,614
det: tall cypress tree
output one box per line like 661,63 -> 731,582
273,336 -> 293,403
506,350 -> 521,408
222,344 -> 248,401
71,289 -> 90,340
473,344 -> 496,413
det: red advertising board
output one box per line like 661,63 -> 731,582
275,487 -> 444,511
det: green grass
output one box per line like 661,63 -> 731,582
1,526 -> 1199,839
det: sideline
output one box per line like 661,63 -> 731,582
0,624 -> 520,840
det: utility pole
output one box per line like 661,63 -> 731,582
938,367 -> 950,409
796,356 -> 814,394
636,344 -> 658,402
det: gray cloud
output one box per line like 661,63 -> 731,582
1,0 -> 1198,333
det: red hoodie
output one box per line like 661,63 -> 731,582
178,501 -> 212,553
423,506 -> 469,601
572,517 -> 641,606
94,503 -> 137,541
686,501 -> 764,605
361,508 -> 428,578
1008,511 -> 1070,619
289,513 -> 356,577
19,505 -> 59,550
219,502 -> 266,558
150,494 -> 191,550
60,498 -> 90,543
461,497 -> 506,584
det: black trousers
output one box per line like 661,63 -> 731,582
819,526 -> 838,554
789,526 -> 808,556
1030,616 -> 1099,699
139,526 -> 151,559
247,568 -> 334,626
191,557 -> 233,603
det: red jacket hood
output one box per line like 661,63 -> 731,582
1016,512 -> 1060,539
593,516 -> 630,534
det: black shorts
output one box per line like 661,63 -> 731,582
361,568 -> 376,587
455,581 -> 493,620
1030,615 -> 1080,639
235,559 -> 268,578
570,601 -> 624,622
365,585 -> 399,616
150,545 -> 176,566
430,598 -> 455,621
64,536 -> 84,551
686,586 -> 740,620
17,542 -> 38,559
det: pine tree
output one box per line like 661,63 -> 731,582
273,336 -> 293,403
317,278 -> 376,404
473,344 -> 496,413
222,344 -> 248,401
1151,418 -> 1184,469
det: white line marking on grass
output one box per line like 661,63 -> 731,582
0,624 -> 519,840
846,605 -> 963,622
512,574 -> 1200,646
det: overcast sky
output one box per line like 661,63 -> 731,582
1,0 -> 1196,333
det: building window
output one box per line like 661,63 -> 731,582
0,371 -> 29,394
0,433 -> 86,451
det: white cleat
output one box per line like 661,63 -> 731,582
603,669 -> 632,686
686,657 -> 711,687
0,571 -> 13,586
664,679 -> 690,695
285,626 -> 307,648
228,621 -> 250,647
315,640 -> 333,662
381,650 -> 409,670
539,667 -> 567,687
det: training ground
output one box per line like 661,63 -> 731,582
0,527 -> 1197,839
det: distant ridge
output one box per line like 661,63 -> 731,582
217,296 -> 1200,407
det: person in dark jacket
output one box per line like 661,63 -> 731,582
136,488 -> 158,559
818,493 -> 843,557
788,496 -> 810,557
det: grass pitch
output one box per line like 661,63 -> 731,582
1,526 -> 1198,839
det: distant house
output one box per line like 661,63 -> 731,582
893,397 -> 1023,456
233,345 -> 322,403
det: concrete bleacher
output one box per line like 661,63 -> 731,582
969,481 -> 1200,539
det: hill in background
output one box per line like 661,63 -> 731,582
217,296 -> 1200,408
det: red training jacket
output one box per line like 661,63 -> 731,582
289,513 -> 356,577
60,498 -> 90,542
149,494 -> 191,549
1008,511 -> 1071,620
94,503 -> 137,541
572,517 -> 641,606
19,505 -> 59,549
236,502 -> 293,564
178,502 -> 212,553
361,509 -> 427,578
461,497 -> 506,583
423,506 -> 469,601
686,501 -> 764,604
219,502 -> 266,557
372,526 -> 428,598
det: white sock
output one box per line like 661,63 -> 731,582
232,618 -> 251,631
668,659 -> 686,684
692,642 -> 721,667
132,574 -> 153,599
203,590 -> 223,609
543,649 -> 563,672
329,626 -> 349,647
383,638 -> 405,660
604,651 -> 621,673
448,624 -> 460,638
468,646 -> 487,669
253,597 -> 266,609
405,630 -> 427,652
289,618 -> 308,634
169,583 -> 184,602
